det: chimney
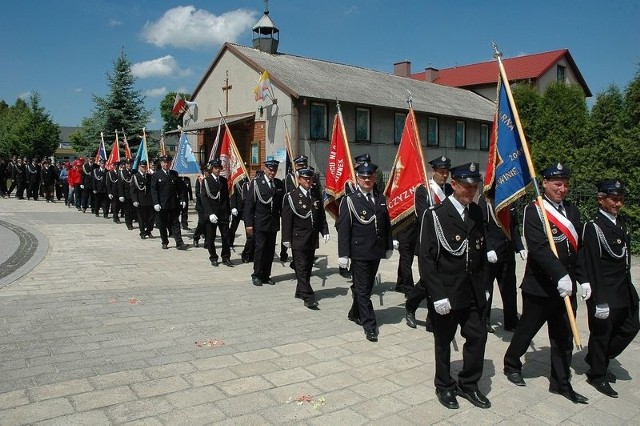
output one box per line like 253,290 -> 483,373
424,67 -> 440,82
393,60 -> 412,77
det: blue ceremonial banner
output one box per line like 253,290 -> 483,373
171,132 -> 200,174
132,132 -> 148,170
484,75 -> 532,234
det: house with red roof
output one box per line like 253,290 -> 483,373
394,49 -> 591,101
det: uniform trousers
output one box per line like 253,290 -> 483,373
94,193 -> 109,217
28,181 -> 39,200
406,279 -> 434,326
395,224 -> 417,294
121,199 -> 134,227
432,299 -> 487,391
485,258 -> 518,329
252,230 -> 277,280
180,204 -> 189,228
349,259 -> 380,334
136,205 -> 155,236
504,293 -> 575,390
229,214 -> 242,247
206,220 -> 231,261
586,302 -> 639,382
111,198 -> 121,221
81,187 -> 93,210
293,248 -> 315,301
242,230 -> 255,262
157,208 -> 183,246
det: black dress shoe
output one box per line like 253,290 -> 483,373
456,386 -> 491,409
251,276 -> 262,286
435,389 -> 459,409
113,219 -> 122,224
405,309 -> 417,329
140,234 -> 146,240
222,259 -> 234,267
587,379 -> 618,398
486,324 -> 495,333
606,370 -> 617,383
347,315 -> 362,326
549,385 -> 588,404
176,244 -> 189,251
304,299 -> 319,309
161,244 -> 168,250
263,278 -> 275,285
504,371 -> 526,386
280,253 -> 288,262
365,330 -> 378,342
210,259 -> 219,267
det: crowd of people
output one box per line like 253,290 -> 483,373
1,152 -> 637,410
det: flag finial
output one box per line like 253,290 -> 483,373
406,90 -> 413,108
491,41 -> 502,59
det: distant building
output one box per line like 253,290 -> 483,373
54,126 -> 79,162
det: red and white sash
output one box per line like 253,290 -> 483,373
540,199 -> 578,252
429,180 -> 446,205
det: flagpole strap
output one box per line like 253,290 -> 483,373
432,210 -> 468,257
203,180 -> 221,200
286,194 -> 313,225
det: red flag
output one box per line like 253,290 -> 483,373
219,123 -> 249,197
105,132 -> 120,171
323,110 -> 355,219
384,108 -> 428,226
121,129 -> 132,160
172,93 -> 186,116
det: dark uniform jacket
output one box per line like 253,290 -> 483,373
578,211 -> 638,308
230,177 -> 249,218
282,186 -> 329,250
26,163 -> 39,184
131,172 -> 153,206
284,171 -> 323,200
118,169 -> 133,199
200,175 -> 230,221
521,198 -> 582,298
244,175 -> 284,232
194,176 -> 204,214
41,166 -> 57,186
478,195 -> 524,260
418,197 -> 487,310
337,189 -> 393,261
82,163 -> 94,189
92,168 -> 107,193
151,168 -> 185,210
106,169 -> 119,197
13,162 -> 25,184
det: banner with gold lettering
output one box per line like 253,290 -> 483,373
383,107 -> 428,226
323,108 -> 355,219
483,74 -> 532,236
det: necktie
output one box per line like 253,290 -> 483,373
366,193 -> 374,206
557,204 -> 566,217
463,207 -> 469,224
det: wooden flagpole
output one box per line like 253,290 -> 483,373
336,99 -> 355,180
492,42 -> 581,349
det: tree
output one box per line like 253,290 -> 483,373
73,49 -> 151,156
160,92 -> 191,134
512,83 -> 541,145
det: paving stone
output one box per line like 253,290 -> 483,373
216,375 -> 275,396
130,376 -> 191,398
33,410 -> 112,426
105,396 -> 174,423
263,366 -> 316,387
0,389 -> 29,409
70,385 -> 137,411
28,378 -> 94,402
0,397 -> 75,424
158,402 -> 227,425
89,369 -> 150,390
164,385 -> 226,409
351,394 -> 411,420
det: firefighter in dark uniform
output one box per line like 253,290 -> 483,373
200,159 -> 233,267
244,160 -> 285,286
13,157 -> 26,199
504,163 -> 589,404
418,162 -> 490,410
80,157 -> 95,213
192,167 -> 208,247
131,160 -> 154,239
118,159 -> 135,230
282,167 -> 330,309
180,175 -> 193,231
478,192 -> 526,333
579,179 -> 639,398
92,159 -> 109,218
106,161 -> 121,223
229,173 -> 249,250
26,158 -> 40,200
151,156 -> 188,250
406,156 -> 453,331
338,161 -> 393,342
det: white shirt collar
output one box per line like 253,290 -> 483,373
448,195 -> 467,218
599,208 -> 617,224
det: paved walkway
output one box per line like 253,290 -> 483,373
0,197 -> 639,425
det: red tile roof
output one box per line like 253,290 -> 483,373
411,49 -> 591,96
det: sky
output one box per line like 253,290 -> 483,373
1,0 -> 639,128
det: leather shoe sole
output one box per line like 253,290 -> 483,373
435,389 -> 459,409
505,371 -> 526,386
405,310 -> 417,329
456,386 -> 491,409
210,260 -> 219,267
176,244 -> 189,251
262,278 -> 275,285
587,379 -> 618,398
304,300 -> 319,309
222,260 -> 234,267
251,277 -> 262,286
549,386 -> 589,404
161,244 -> 168,250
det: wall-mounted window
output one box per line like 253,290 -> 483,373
557,65 -> 566,83
427,117 -> 438,146
480,123 -> 490,151
310,102 -> 327,139
394,113 -> 405,144
455,121 -> 466,149
355,107 -> 371,142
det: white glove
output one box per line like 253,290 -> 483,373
433,298 -> 451,315
209,214 -> 218,223
519,250 -> 528,260
154,204 -> 161,212
93,190 -> 97,194
580,282 -> 592,301
557,274 -> 573,298
118,197 -> 125,202
338,257 -> 349,268
133,201 -> 139,207
385,250 -> 393,259
180,201 -> 186,208
595,304 -> 610,319
108,194 -> 113,199
322,234 -> 330,244
283,242 -> 291,248
80,184 -> 84,189
393,240 -> 399,250
231,208 -> 238,216
487,250 -> 498,263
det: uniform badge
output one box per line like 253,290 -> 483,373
455,235 -> 461,241
469,163 -> 476,172
557,163 -> 563,170
476,244 -> 481,249
298,200 -> 302,204
616,239 -> 622,244
362,210 -> 367,215
552,228 -> 558,234
302,204 -> 307,208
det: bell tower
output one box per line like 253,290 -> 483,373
252,0 -> 279,54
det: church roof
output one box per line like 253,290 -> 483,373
193,43 -> 494,122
